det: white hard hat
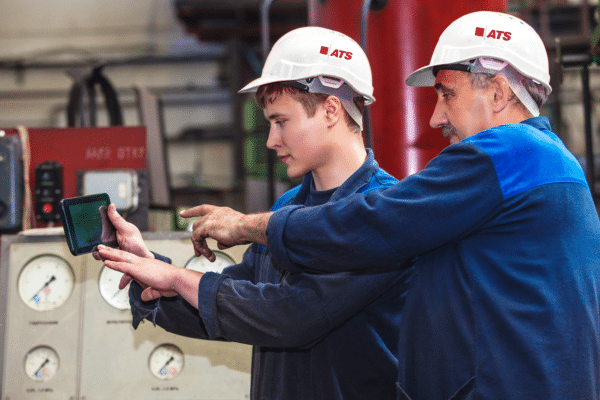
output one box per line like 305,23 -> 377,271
239,26 -> 375,104
405,11 -> 551,96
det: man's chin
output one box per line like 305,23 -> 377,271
449,136 -> 460,145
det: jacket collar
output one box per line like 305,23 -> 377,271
520,116 -> 551,132
293,148 -> 378,205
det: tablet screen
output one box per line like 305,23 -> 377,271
60,193 -> 117,255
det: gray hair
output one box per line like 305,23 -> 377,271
470,73 -> 548,112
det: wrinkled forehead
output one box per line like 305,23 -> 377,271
433,69 -> 473,92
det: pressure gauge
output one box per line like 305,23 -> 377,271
17,255 -> 75,312
184,251 -> 235,274
98,265 -> 131,310
148,343 -> 184,380
24,345 -> 59,382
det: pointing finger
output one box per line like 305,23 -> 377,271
180,204 -> 216,219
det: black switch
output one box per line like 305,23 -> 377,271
35,161 -> 63,222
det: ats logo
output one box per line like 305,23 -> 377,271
320,46 -> 353,60
475,27 -> 512,41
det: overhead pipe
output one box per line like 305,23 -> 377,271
562,53 -> 596,195
360,0 -> 374,148
360,0 -> 388,149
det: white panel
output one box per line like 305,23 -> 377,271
0,233 -> 251,400
1,241 -> 83,399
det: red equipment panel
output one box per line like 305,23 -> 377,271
3,126 -> 146,227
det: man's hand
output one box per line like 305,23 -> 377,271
180,205 -> 272,261
97,245 -> 203,307
93,203 -> 154,260
92,203 -> 155,289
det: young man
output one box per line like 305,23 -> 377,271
98,26 -> 413,400
186,12 -> 600,400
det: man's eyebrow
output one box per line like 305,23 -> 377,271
434,82 -> 454,94
264,111 -> 286,121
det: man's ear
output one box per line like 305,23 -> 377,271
490,75 -> 511,113
324,95 -> 343,126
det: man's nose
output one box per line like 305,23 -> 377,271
266,125 -> 279,149
429,100 -> 448,129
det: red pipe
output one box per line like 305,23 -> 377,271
309,0 -> 507,178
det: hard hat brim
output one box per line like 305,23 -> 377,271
405,60 -> 552,96
238,76 -> 275,94
405,66 -> 436,87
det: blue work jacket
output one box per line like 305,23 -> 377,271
129,149 -> 414,400
267,118 -> 600,400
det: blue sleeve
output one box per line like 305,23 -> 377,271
151,251 -> 171,264
128,249 -> 209,336
196,263 -> 412,348
128,247 -> 261,338
129,251 -> 175,329
267,143 -> 505,273
129,282 -> 213,339
192,171 -> 413,348
218,244 -> 260,282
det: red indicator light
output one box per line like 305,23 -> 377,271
43,203 -> 53,214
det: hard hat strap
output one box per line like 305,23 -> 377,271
288,77 -> 365,130
500,69 -> 540,117
467,58 -> 540,117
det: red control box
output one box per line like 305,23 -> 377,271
2,126 -> 147,228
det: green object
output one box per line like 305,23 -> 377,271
242,99 -> 260,133
242,98 -> 291,183
148,208 -> 176,232
175,206 -> 192,231
244,134 -> 268,179
244,134 -> 291,183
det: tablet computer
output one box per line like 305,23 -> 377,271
59,193 -> 118,256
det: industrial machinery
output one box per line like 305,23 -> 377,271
1,126 -> 149,232
0,233 -> 251,400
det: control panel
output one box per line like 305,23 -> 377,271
34,161 -> 63,223
0,232 -> 251,400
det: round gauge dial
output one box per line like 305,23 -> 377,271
98,265 -> 131,310
24,345 -> 59,382
18,255 -> 75,312
148,343 -> 184,380
184,251 -> 235,274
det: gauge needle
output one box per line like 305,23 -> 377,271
31,275 -> 56,301
161,356 -> 174,370
35,358 -> 49,376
